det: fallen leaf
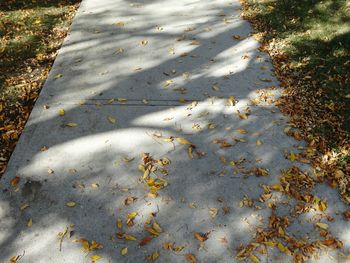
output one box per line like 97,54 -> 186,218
194,232 -> 208,242
176,137 -> 192,145
209,208 -> 218,218
256,140 -> 263,146
10,176 -> 20,187
140,40 -> 148,46
316,222 -> 329,230
107,116 -> 117,124
227,96 -> 236,106
58,109 -> 65,116
115,21 -> 125,27
54,73 -> 63,79
186,253 -> 197,263
148,251 -> 159,261
90,255 -> 101,261
66,201 -> 76,207
121,247 -> 128,255
27,218 -> 33,227
139,236 -> 153,246
65,122 -> 78,127
124,234 -> 137,241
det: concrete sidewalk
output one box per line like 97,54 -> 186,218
1,0 -> 348,262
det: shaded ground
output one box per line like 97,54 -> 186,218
0,0 -> 349,263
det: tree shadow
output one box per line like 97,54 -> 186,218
0,0 -> 349,262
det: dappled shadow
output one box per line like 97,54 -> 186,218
1,0 -> 349,262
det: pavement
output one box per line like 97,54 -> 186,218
0,0 -> 349,262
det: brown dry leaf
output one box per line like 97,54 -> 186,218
148,251 -> 159,261
237,110 -> 248,120
139,236 -> 153,246
186,253 -> 197,263
124,196 -> 137,205
140,40 -> 148,46
253,167 -> 269,177
194,232 -> 208,242
163,242 -> 173,251
343,210 -> 350,220
10,176 -> 20,187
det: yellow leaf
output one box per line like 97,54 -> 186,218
227,96 -> 236,106
145,227 -> 159,236
115,21 -> 125,27
27,218 -> 33,227
278,226 -> 284,236
250,254 -> 260,263
186,253 -> 197,263
65,122 -> 78,127
116,48 -> 124,54
318,201 -> 327,212
277,243 -> 286,253
316,222 -> 328,230
152,222 -> 162,233
176,137 -> 192,145
163,80 -> 173,87
124,234 -> 137,241
121,247 -> 128,256
188,146 -> 194,159
90,255 -> 101,261
20,204 -> 30,210
256,140 -> 263,146
117,218 -> 123,229
54,73 -> 63,79
58,109 -> 65,116
238,112 -> 248,120
66,201 -> 76,207
107,116 -> 117,124
117,98 -> 127,103
148,251 -> 159,261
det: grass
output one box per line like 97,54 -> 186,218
241,0 -> 350,202
0,0 -> 81,175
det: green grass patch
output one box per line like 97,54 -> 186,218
243,0 -> 350,141
0,0 -> 80,175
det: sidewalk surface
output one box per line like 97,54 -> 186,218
1,0 -> 348,262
